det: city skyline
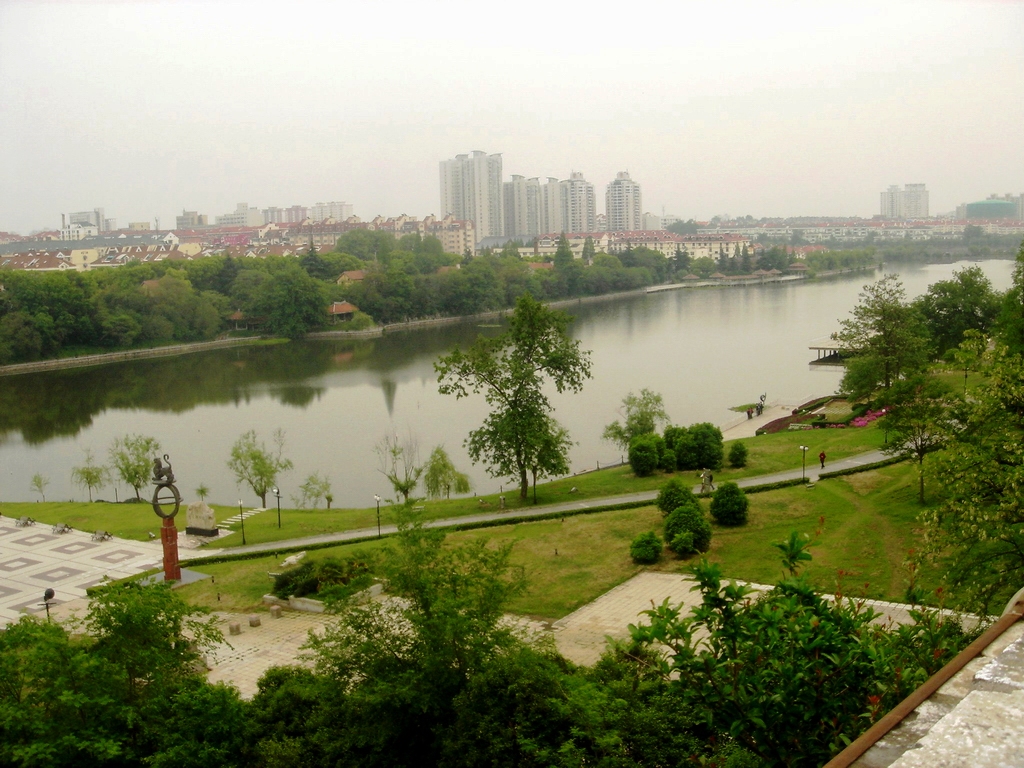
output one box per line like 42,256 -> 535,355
1,1 -> 1022,235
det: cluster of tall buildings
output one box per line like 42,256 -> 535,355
440,151 -> 654,242
175,201 -> 355,230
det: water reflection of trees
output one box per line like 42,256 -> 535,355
0,320 -> 501,444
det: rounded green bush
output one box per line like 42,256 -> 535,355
659,448 -> 676,473
665,506 -> 712,553
629,531 -> 663,563
728,441 -> 748,469
629,434 -> 660,477
710,482 -> 749,526
656,478 -> 700,516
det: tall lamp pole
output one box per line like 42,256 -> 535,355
273,486 -> 281,529
238,499 -> 246,545
800,445 -> 808,482
374,494 -> 381,539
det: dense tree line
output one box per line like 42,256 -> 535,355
0,228 -> 877,364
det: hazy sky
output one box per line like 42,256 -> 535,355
1,0 -> 1022,234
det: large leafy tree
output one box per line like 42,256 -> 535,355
926,346 -> 1024,610
108,433 -> 160,501
878,376 -> 952,503
602,389 -> 670,451
302,522 -> 528,766
832,274 -> 929,398
227,428 -> 293,507
436,293 -> 591,499
252,265 -> 326,339
913,266 -> 1001,357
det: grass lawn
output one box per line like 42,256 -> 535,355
0,500 -> 240,541
4,425 -> 887,549
177,460 -> 938,620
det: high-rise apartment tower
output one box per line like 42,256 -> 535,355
440,151 -> 504,241
605,171 -> 643,231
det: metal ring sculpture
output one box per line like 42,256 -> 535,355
151,453 -> 182,520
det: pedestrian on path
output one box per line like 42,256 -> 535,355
819,451 -> 826,469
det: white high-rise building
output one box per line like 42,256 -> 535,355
559,171 -> 596,234
503,175 -> 544,240
440,151 -> 504,240
606,171 -> 643,231
881,184 -> 930,219
541,177 -> 562,235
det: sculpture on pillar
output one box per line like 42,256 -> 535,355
151,454 -> 183,582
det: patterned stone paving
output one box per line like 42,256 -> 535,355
0,516 -> 160,626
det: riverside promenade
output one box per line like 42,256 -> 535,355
187,446 -> 889,559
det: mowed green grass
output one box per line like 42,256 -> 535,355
5,425 -> 885,549
177,459 -> 935,620
0,500 -> 236,541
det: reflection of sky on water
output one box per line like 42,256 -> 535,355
0,260 -> 1014,506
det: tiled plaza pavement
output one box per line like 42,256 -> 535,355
0,516 -> 161,627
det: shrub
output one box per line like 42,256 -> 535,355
728,441 -> 748,468
659,448 -> 676,472
710,482 -> 749,526
690,422 -> 724,470
656,478 -> 700,516
671,531 -> 696,555
272,557 -> 370,598
629,531 -> 663,563
665,505 -> 712,553
628,434 -> 661,477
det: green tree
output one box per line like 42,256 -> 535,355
656,477 -> 699,516
294,471 -> 332,509
553,234 -> 574,270
527,416 -> 572,502
108,433 -> 160,501
375,433 -> 423,504
926,346 -> 1024,609
629,555 -> 970,766
29,473 -> 48,502
664,505 -> 712,554
302,522 -> 527,766
436,293 -> 591,500
879,376 -> 952,503
628,433 -> 661,477
581,236 -> 596,264
423,445 -> 471,500
602,389 -> 670,451
195,484 -> 210,502
252,265 -> 326,338
227,428 -> 293,507
71,448 -> 110,503
833,275 -> 929,398
997,240 -> 1024,354
913,266 -> 1001,357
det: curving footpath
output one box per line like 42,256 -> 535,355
192,449 -> 891,559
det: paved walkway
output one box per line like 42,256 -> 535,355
194,448 -> 890,558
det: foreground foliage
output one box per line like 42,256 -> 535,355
630,554 -> 974,766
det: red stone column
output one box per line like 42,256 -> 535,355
161,516 -> 181,581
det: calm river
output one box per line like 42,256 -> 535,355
0,260 -> 1014,506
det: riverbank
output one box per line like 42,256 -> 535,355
0,335 -> 277,377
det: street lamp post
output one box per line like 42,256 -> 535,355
238,499 -> 246,546
273,486 -> 281,529
374,494 -> 381,538
799,446 -> 808,482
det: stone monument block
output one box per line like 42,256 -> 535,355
186,502 -> 218,537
